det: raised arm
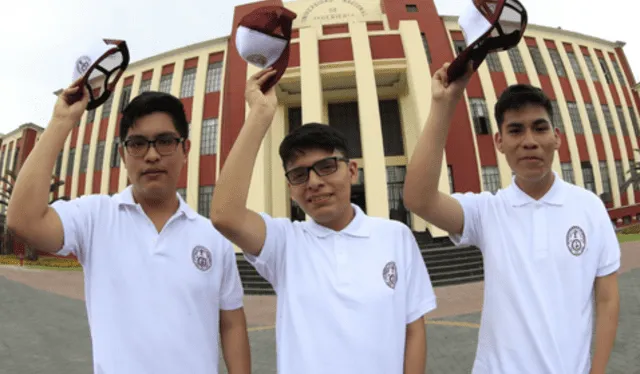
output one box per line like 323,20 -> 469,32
7,83 -> 89,252
210,68 -> 278,257
403,63 -> 473,236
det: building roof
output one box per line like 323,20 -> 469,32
0,123 -> 44,140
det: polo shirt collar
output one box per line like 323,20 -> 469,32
506,171 -> 566,207
115,185 -> 198,220
303,203 -> 371,238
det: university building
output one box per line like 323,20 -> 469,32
2,0 -> 640,240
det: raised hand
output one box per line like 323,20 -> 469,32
245,68 -> 278,112
52,79 -> 90,129
431,62 -> 474,105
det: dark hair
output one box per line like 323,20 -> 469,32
279,123 -> 349,168
119,91 -> 189,142
494,84 -> 554,130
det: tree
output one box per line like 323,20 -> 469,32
616,149 -> 640,194
0,170 -> 70,259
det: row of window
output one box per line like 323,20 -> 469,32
477,159 -> 638,199
55,118 -> 219,179
83,61 -> 224,125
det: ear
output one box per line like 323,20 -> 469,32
182,139 -> 191,163
348,160 -> 359,184
494,130 -> 504,154
553,127 -> 561,150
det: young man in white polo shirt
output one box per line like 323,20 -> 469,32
403,62 -> 621,374
7,84 -> 251,374
210,68 -> 437,374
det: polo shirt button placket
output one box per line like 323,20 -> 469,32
335,235 -> 349,286
532,203 -> 548,259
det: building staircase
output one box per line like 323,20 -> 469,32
237,231 -> 484,295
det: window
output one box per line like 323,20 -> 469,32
482,166 -> 501,193
561,162 -> 574,184
550,101 -> 565,133
629,110 -> 640,136
159,73 -> 173,93
486,53 -> 503,72
469,98 -> 491,135
610,59 -> 626,86
584,103 -> 599,134
379,100 -> 405,157
177,188 -> 187,201
601,105 -> 615,135
101,94 -> 114,119
581,162 -> 596,193
631,159 -> 640,191
528,46 -> 548,75
548,48 -> 566,77
508,48 -> 526,73
447,165 -> 454,193
406,4 -> 418,12
11,147 -> 19,173
288,107 -> 302,133
599,161 -> 612,202
86,108 -> 96,124
386,166 -> 411,226
598,57 -> 613,84
420,33 -> 432,64
616,106 -> 629,136
205,62 -> 223,93
67,148 -> 75,176
198,186 -> 214,217
94,141 -> 105,171
566,52 -> 584,79
110,140 -> 121,168
329,102 -> 362,158
180,68 -> 197,98
453,40 -> 467,55
80,144 -> 90,173
615,160 -> 624,191
566,102 -> 583,134
54,152 -> 62,178
583,55 -> 599,81
139,79 -> 152,93
119,85 -> 132,113
200,118 -> 218,155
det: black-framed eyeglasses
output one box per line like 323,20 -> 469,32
123,134 -> 184,158
285,156 -> 349,185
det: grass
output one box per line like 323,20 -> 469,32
1,232 -> 640,271
617,233 -> 640,243
0,254 -> 81,270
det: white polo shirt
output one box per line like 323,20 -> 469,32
245,204 -> 437,374
51,186 -> 244,374
450,172 -> 621,374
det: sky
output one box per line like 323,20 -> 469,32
0,0 -> 637,135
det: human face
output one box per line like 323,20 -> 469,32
285,149 -> 358,229
119,112 -> 190,201
495,104 -> 560,183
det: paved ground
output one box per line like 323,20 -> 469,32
0,242 -> 639,374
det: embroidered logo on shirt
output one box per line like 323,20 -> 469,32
383,261 -> 398,289
566,225 -> 586,256
192,245 -> 212,271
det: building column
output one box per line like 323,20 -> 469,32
245,64 -> 269,215
398,20 -> 446,235
186,53 -> 210,208
270,105 -> 288,218
350,22 -> 389,219
299,27 -> 323,124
